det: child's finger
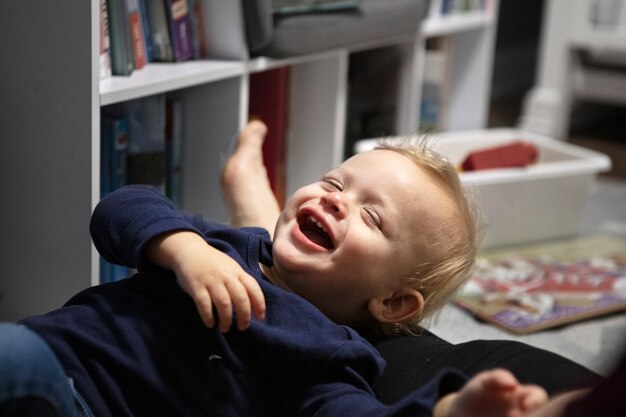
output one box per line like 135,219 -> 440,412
519,385 -> 548,411
480,368 -> 518,390
225,278 -> 253,331
239,273 -> 266,320
209,285 -> 234,332
192,289 -> 215,328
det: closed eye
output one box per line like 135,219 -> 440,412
364,208 -> 382,229
322,177 -> 344,191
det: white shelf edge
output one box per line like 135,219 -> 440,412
422,11 -> 494,37
246,33 -> 417,73
247,49 -> 346,73
100,60 -> 246,106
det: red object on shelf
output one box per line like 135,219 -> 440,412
248,67 -> 291,207
461,141 -> 539,171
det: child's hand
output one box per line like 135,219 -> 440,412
435,369 -> 548,417
146,231 -> 266,332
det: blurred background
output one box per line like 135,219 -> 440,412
489,0 -> 625,179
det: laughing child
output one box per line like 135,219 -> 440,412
2,122 -> 552,417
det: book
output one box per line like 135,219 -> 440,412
146,0 -> 174,61
419,82 -> 440,132
137,0 -> 154,62
125,0 -> 147,69
248,67 -> 291,207
455,235 -> 626,334
100,116 -> 129,196
164,0 -> 194,62
188,0 -> 207,59
100,0 -> 112,79
103,95 -> 168,190
100,116 -> 131,283
419,36 -> 453,132
107,0 -> 135,75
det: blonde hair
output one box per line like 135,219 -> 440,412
373,137 -> 480,336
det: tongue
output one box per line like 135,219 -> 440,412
302,228 -> 333,249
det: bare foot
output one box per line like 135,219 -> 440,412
221,120 -> 281,236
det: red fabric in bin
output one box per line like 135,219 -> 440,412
461,141 -> 539,171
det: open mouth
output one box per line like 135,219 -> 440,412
297,214 -> 334,250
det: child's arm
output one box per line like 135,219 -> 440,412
434,369 -> 548,417
90,185 -> 265,332
145,230 -> 265,332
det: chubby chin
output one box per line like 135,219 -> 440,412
271,218 -> 298,266
272,223 -> 303,267
272,213 -> 291,249
271,223 -> 325,281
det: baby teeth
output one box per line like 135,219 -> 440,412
309,216 -> 326,232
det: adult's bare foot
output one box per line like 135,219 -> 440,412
221,120 -> 281,236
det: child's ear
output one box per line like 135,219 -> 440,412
368,288 -> 424,324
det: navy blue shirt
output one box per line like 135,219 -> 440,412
22,185 -> 464,417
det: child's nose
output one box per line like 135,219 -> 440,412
320,192 -> 347,218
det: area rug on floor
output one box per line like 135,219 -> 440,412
456,234 -> 626,334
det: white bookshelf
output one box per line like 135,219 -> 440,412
0,0 -> 498,320
520,0 -> 626,139
100,60 -> 246,106
418,0 -> 499,132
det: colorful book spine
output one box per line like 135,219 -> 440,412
165,0 -> 194,62
126,0 -> 147,69
137,0 -> 154,62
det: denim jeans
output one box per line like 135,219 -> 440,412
0,323 -> 94,417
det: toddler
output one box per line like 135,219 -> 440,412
2,122 -> 550,417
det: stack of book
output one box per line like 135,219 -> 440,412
100,0 -> 207,78
100,94 -> 184,283
101,94 -> 183,203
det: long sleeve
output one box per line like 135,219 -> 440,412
293,344 -> 466,417
90,185 -> 206,268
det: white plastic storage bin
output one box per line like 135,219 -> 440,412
355,129 -> 612,249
